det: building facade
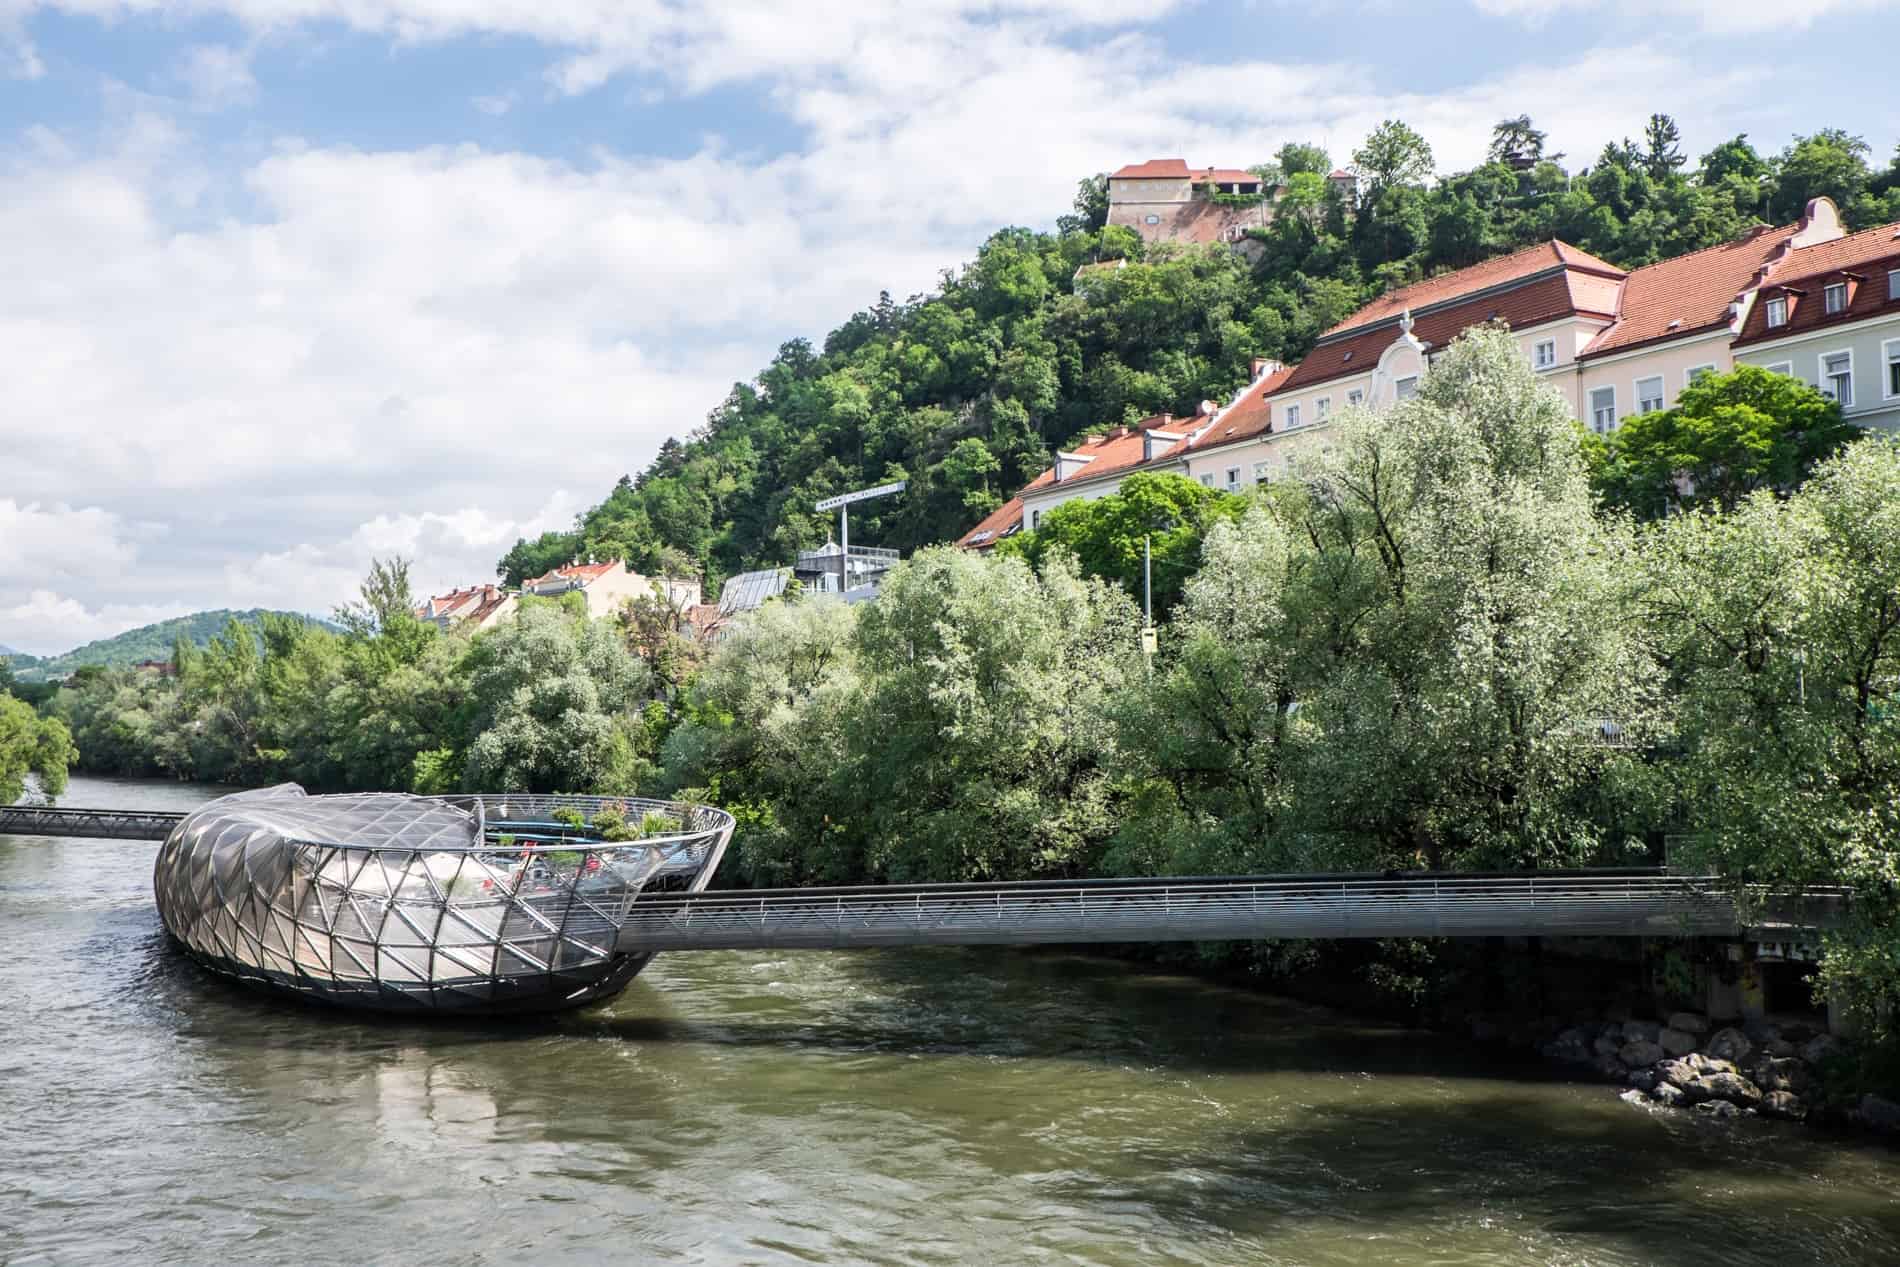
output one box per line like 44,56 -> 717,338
522,562 -> 702,621
959,198 -> 1883,550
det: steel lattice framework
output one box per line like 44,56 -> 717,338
150,785 -> 733,1014
607,873 -> 1846,952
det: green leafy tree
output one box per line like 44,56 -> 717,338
1772,129 -> 1872,222
1352,119 -> 1435,195
1279,325 -> 1658,870
0,694 -> 78,803
847,547 -> 1138,882
1488,115 -> 1549,168
1583,365 -> 1856,517
1000,471 -> 1247,615
1644,440 -> 1900,1035
498,529 -> 582,586
460,603 -> 655,794
1642,113 -> 1686,180
1057,173 -> 1110,235
1275,142 -> 1332,178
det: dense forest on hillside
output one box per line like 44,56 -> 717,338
3,609 -> 334,682
496,117 -> 1900,589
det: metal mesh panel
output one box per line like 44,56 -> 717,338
152,785 -> 733,1015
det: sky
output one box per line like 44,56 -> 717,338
3,0 -> 1899,655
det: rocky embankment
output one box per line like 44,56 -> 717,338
1539,1013 -> 1900,1134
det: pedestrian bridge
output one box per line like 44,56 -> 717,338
1,805 -> 1841,951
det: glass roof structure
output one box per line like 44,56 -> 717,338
153,785 -> 733,1014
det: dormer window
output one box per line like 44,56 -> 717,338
1284,403 -> 1301,429
1889,269 -> 1900,301
1765,296 -> 1788,328
1825,282 -> 1847,315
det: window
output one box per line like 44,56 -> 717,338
1685,364 -> 1716,387
1030,509 -> 1041,531
1825,282 -> 1848,315
1198,473 -> 1215,487
1315,396 -> 1331,421
1765,296 -> 1788,328
1821,351 -> 1854,407
1890,269 -> 1900,302
1394,376 -> 1419,401
1284,403 -> 1301,429
1144,214 -> 1160,225
1252,461 -> 1270,483
1635,375 -> 1665,414
1224,466 -> 1242,492
1533,339 -> 1556,370
1347,388 -> 1364,407
1589,386 -> 1617,434
1885,339 -> 1900,400
1765,360 -> 1794,377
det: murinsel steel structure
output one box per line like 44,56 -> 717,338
148,786 -> 734,1014
4,794 -> 1846,1016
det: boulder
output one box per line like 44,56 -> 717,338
1619,1039 -> 1665,1068
1592,1054 -> 1628,1082
1659,1027 -> 1698,1057
1621,1020 -> 1661,1044
1649,1081 -> 1686,1108
1657,1058 -> 1699,1088
1667,1012 -> 1710,1036
1696,1099 -> 1742,1120
1801,1034 -> 1838,1066
1750,1056 -> 1812,1096
1687,1071 -> 1763,1108
1593,1033 -> 1622,1058
1626,1066 -> 1662,1093
1705,1027 -> 1754,1064
1852,1094 -> 1900,1136
1762,1036 -> 1797,1059
1760,1092 -> 1808,1121
1619,1088 -> 1650,1109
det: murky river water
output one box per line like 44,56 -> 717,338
3,777 -> 1897,1266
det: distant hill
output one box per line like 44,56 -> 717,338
4,610 -> 335,682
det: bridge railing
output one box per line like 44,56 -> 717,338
611,873 -> 1819,953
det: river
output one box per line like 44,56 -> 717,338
2,776 -> 1896,1266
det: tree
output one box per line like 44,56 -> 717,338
1000,471 -> 1248,616
1279,325 -> 1657,870
498,530 -> 581,587
1772,129 -> 1872,222
1352,120 -> 1434,194
1645,440 -> 1900,1036
1583,365 -> 1856,517
334,556 -> 417,639
1488,115 -> 1549,168
1057,173 -> 1109,235
848,547 -> 1138,882
1699,133 -> 1767,186
1106,507 -> 1308,876
0,695 -> 78,804
461,604 -> 655,794
1642,113 -> 1686,180
1276,141 -> 1332,178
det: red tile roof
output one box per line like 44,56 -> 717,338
1327,241 -> 1624,337
1283,272 -> 1609,394
1185,364 -> 1297,453
1582,224 -> 1796,358
1734,220 -> 1900,347
956,496 -> 1025,550
1194,168 -> 1261,184
1111,159 -> 1194,179
525,560 -> 620,587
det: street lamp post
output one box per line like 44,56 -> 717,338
814,480 -> 907,595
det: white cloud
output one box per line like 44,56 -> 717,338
1470,0 -> 1898,31
0,591 -> 195,657
175,43 -> 257,110
0,500 -> 151,588
0,1 -> 1807,651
